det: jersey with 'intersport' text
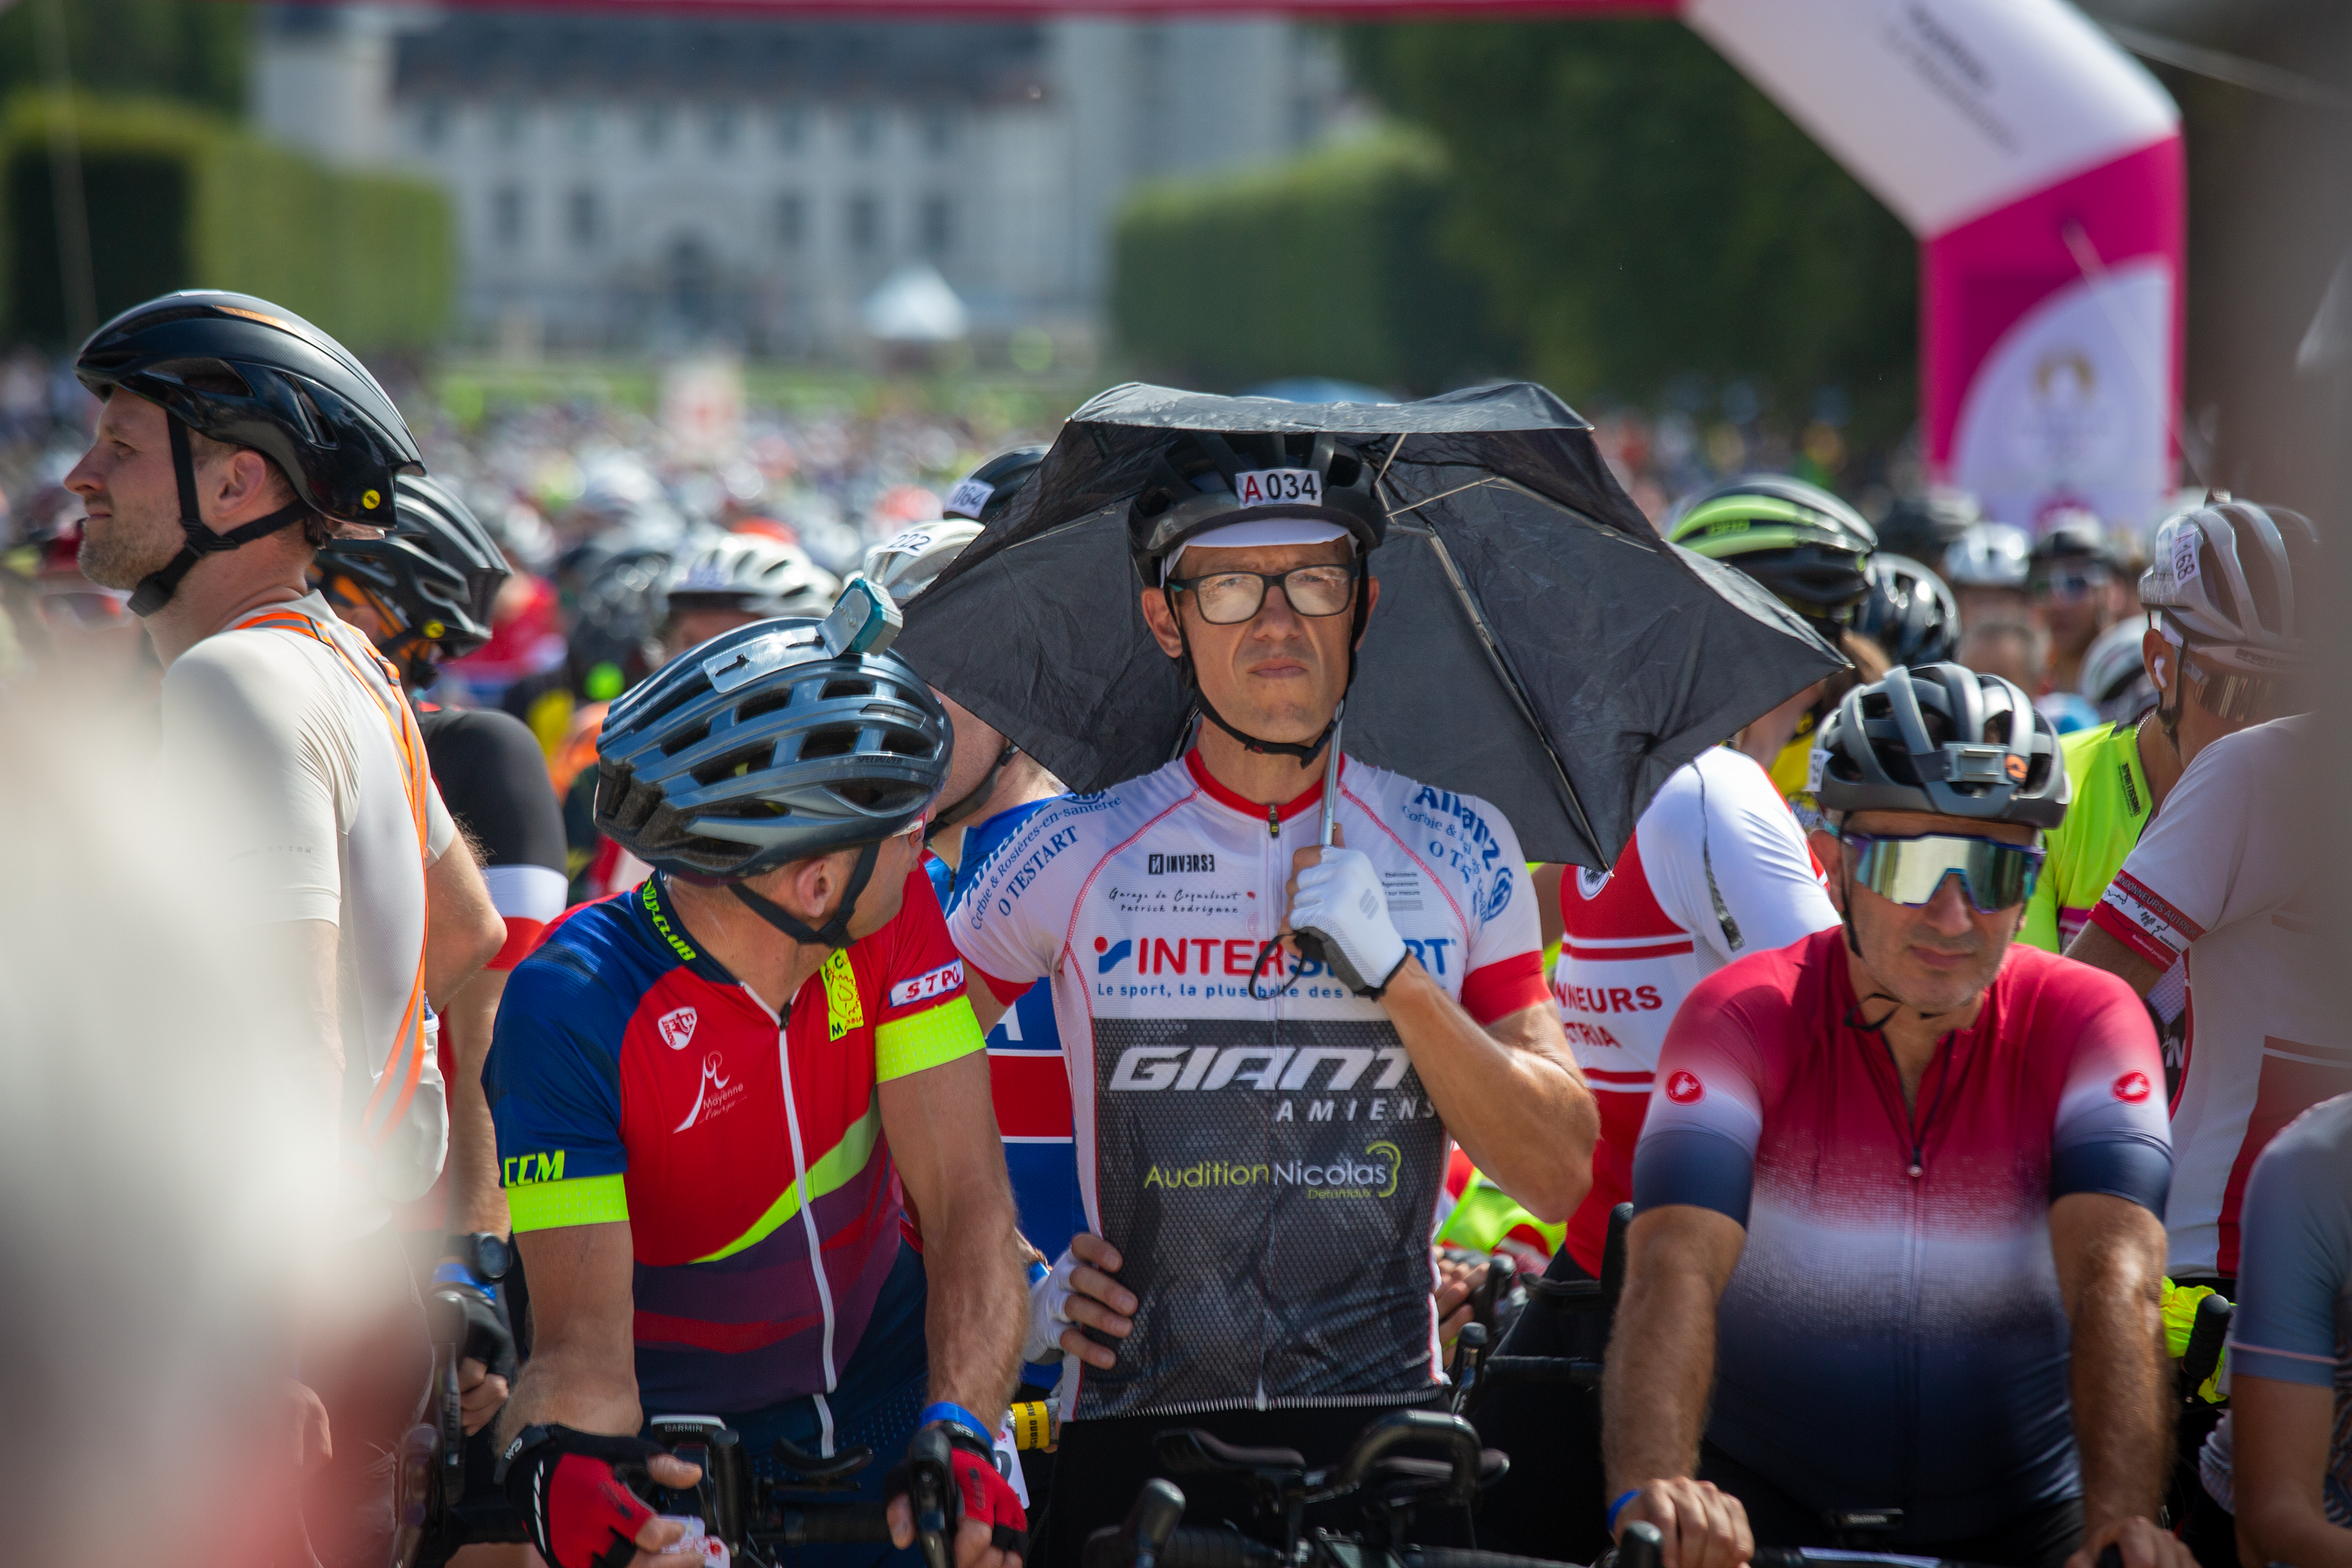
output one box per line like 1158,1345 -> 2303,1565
949,751 -> 1549,1421
485,864 -> 985,1413
1634,931 -> 2172,1542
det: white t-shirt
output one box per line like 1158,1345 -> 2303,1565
2089,717 -> 2341,1279
162,593 -> 456,1230
1550,745 -> 1837,1271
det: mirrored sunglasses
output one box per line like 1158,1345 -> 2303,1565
1842,832 -> 2045,913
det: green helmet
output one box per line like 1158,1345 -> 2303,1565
1668,474 -> 1876,629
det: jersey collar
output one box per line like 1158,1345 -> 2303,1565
627,873 -> 743,989
1183,747 -> 1341,826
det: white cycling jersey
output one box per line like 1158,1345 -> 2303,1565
949,750 -> 1548,1421
2089,717 -> 2342,1279
162,593 -> 456,1232
1552,746 -> 1836,1272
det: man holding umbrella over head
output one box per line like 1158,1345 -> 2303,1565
945,430 -> 1599,1560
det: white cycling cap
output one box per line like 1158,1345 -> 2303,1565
1164,517 -> 1352,583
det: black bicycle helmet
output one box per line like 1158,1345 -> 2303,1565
73,290 -> 424,616
313,474 -> 506,688
593,614 -> 952,945
944,443 -> 1049,526
1668,474 -> 1876,629
1814,662 -> 2069,829
1850,554 -> 1959,669
571,546 -> 672,702
1127,430 -> 1386,590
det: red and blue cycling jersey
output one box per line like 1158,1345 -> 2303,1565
1633,930 -> 2172,1541
485,864 -> 985,1413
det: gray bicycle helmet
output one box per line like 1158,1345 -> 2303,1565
862,520 -> 984,604
1940,523 -> 2031,590
2081,615 -> 2157,724
1814,662 -> 2069,829
2139,497 -> 2318,671
594,617 -> 951,886
1127,429 -> 1385,590
666,534 -> 838,622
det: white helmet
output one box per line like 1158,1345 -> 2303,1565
2139,497 -> 2319,671
2080,615 -> 2157,726
862,520 -> 985,603
1941,522 -> 2032,589
666,534 -> 839,619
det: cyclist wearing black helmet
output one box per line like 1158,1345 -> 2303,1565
942,444 -> 1049,528
1851,554 -> 1960,670
64,290 -> 508,1568
485,604 -> 1028,1568
1604,665 -> 2187,1568
1669,475 -> 1886,803
311,474 -> 568,1429
946,430 -> 1592,1563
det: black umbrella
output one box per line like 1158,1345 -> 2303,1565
896,381 -> 1845,869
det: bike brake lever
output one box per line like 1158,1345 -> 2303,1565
905,1425 -> 956,1568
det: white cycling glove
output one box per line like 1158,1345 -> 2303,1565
1289,847 -> 1410,998
1022,1247 -> 1083,1366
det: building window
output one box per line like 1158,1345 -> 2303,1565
775,105 -> 805,153
417,100 -> 448,150
777,192 -> 805,250
495,104 -> 524,149
568,187 -> 598,249
640,107 -> 670,154
706,106 -> 736,154
846,192 -> 880,256
919,194 -> 952,259
492,186 -> 525,249
848,103 -> 880,155
922,109 -> 954,156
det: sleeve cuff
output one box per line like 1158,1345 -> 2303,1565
1461,952 -> 1548,1025
976,964 -> 1033,1005
506,1173 -> 629,1232
2088,893 -> 2187,971
876,997 -> 987,1081
487,917 -> 543,972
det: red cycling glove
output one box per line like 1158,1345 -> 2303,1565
499,1424 -> 667,1568
892,1424 -> 1028,1558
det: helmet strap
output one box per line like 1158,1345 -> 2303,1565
128,414 -> 314,618
1164,579 -> 1362,768
728,837 -> 882,951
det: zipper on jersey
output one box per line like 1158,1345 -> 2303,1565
1267,803 -> 1280,839
761,989 -> 843,1440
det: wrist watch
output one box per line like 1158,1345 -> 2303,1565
444,1230 -> 512,1285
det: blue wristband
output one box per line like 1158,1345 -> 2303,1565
920,1401 -> 994,1443
434,1261 -> 485,1290
1606,1490 -> 1642,1535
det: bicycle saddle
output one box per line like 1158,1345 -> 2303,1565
769,1436 -> 875,1485
1154,1429 -> 1307,1479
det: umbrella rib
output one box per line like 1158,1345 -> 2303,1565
1385,476 -> 1502,520
1417,527 -> 1604,865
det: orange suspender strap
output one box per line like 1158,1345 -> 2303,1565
234,609 -> 436,1147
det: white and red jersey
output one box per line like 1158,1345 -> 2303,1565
2089,717 -> 2341,1279
1552,746 -> 1836,1272
949,750 -> 1548,1421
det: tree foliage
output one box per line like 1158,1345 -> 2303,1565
0,0 -> 249,115
1345,20 -> 1918,445
1112,129 -> 1511,396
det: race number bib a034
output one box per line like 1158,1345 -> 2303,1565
1232,470 -> 1323,508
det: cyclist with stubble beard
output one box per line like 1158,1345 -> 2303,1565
1604,665 -> 2188,1568
64,291 -> 506,1568
943,431 -> 1596,1564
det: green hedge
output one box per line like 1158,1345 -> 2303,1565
2,94 -> 451,351
1110,129 -> 1506,396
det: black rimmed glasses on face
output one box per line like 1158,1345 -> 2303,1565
1164,561 -> 1361,625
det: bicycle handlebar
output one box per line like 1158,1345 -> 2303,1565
1614,1521 -> 2127,1568
1328,1410 -> 1485,1505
